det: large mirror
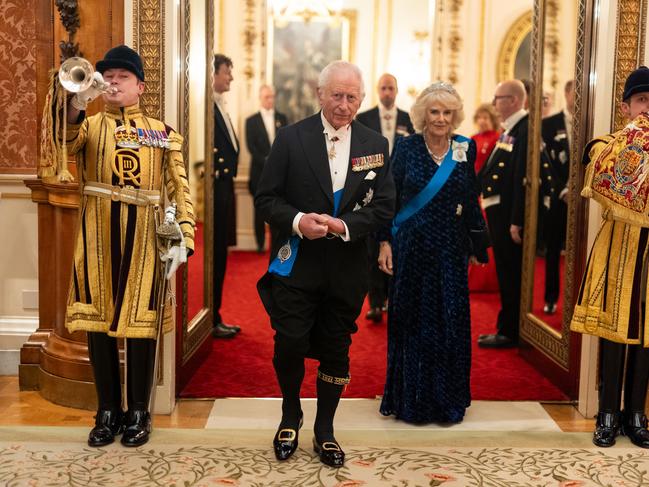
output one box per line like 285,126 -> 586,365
519,0 -> 597,394
177,0 -> 214,387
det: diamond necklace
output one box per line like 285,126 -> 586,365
425,136 -> 450,163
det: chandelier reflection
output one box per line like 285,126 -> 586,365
269,0 -> 343,22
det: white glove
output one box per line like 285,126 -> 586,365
70,72 -> 108,111
161,240 -> 187,280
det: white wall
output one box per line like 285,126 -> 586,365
0,175 -> 39,375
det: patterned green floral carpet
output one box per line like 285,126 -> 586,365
1,427 -> 649,486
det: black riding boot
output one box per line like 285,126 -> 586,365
313,370 -> 348,468
272,354 -> 305,461
593,339 -> 625,447
622,345 -> 649,448
87,332 -> 124,447
121,338 -> 156,447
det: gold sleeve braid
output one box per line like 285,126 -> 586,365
64,118 -> 90,157
164,130 -> 196,252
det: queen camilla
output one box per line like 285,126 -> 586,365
378,81 -> 489,423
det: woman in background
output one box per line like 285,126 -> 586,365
469,103 -> 500,292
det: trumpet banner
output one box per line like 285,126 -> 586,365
587,113 -> 649,227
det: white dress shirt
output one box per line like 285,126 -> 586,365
378,104 -> 398,154
292,112 -> 351,241
501,108 -> 528,134
260,107 -> 276,142
213,92 -> 238,152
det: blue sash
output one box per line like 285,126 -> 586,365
391,143 -> 457,238
269,188 -> 345,277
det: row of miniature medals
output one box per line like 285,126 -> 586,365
114,124 -> 170,149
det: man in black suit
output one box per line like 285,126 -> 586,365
245,85 -> 288,253
256,61 -> 395,467
356,73 -> 414,323
211,54 -> 240,339
478,80 -> 529,348
541,79 -> 574,314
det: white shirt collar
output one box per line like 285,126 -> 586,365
212,91 -> 226,107
260,107 -> 274,118
321,111 -> 351,141
378,104 -> 397,118
563,108 -> 573,125
501,109 -> 527,133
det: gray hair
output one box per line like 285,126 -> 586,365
410,81 -> 465,133
318,60 -> 365,97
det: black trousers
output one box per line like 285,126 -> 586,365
253,206 -> 265,251
213,178 -> 235,323
269,239 -> 367,379
87,332 -> 156,412
544,199 -> 567,304
366,234 -> 389,309
485,204 -> 523,340
599,339 -> 649,414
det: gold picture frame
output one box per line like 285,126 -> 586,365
266,10 -> 357,123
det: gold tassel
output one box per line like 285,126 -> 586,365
38,69 -> 59,179
38,68 -> 75,182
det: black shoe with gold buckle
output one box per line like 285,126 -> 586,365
313,436 -> 345,468
273,414 -> 303,461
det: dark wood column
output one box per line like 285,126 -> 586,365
19,180 -> 101,409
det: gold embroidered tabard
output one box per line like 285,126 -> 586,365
584,113 -> 649,227
62,103 -> 195,339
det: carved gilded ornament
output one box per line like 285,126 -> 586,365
496,11 -> 532,83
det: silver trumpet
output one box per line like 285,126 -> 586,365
58,56 -> 118,95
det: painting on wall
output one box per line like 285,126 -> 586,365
267,13 -> 355,123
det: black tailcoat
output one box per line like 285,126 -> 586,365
541,111 -> 571,304
355,106 -> 415,151
355,105 -> 414,309
245,110 -> 289,250
255,113 -> 395,371
478,115 -> 528,340
212,104 -> 239,323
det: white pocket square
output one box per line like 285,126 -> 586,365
364,170 -> 377,180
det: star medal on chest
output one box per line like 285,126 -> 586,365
114,125 -> 140,149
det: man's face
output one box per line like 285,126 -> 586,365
212,63 -> 233,94
377,75 -> 397,109
492,85 -> 517,120
318,70 -> 363,129
260,87 -> 275,110
621,91 -> 649,120
102,69 -> 144,107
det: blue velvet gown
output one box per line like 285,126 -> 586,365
380,133 -> 487,424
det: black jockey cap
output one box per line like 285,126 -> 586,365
623,66 -> 649,101
96,45 -> 145,82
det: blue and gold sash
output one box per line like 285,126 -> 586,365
269,188 -> 344,277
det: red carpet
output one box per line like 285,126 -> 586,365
180,250 -> 567,401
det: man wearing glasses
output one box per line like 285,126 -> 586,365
477,80 -> 529,348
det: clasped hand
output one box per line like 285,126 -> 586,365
298,213 -> 345,240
